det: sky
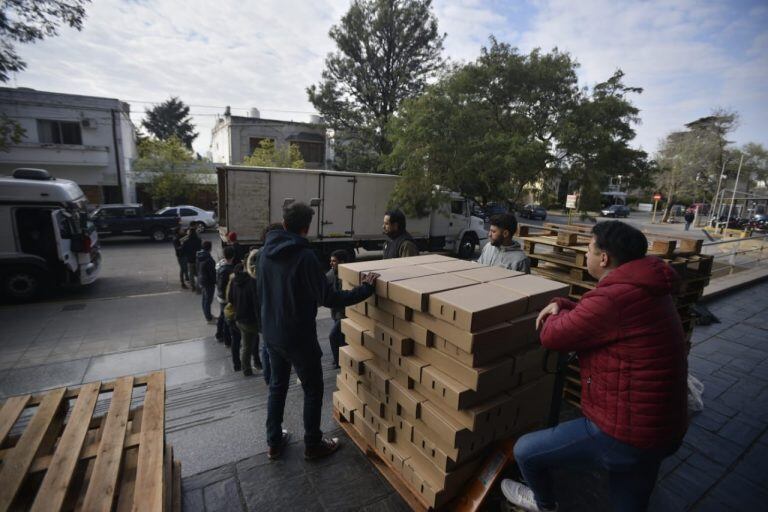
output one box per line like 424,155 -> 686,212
9,0 -> 768,159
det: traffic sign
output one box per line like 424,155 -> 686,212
653,193 -> 662,201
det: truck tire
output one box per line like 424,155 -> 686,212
150,226 -> 167,242
2,266 -> 45,301
457,233 -> 478,260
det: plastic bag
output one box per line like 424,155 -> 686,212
687,374 -> 705,415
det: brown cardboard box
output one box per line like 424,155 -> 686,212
357,406 -> 378,446
363,358 -> 389,398
412,310 -> 526,354
337,259 -> 413,285
419,400 -> 476,450
374,434 -> 408,471
361,331 -> 389,362
420,260 -> 485,273
388,378 -> 425,419
392,367 -> 413,390
411,416 -> 490,466
413,343 -> 516,392
396,254 -> 457,265
376,296 -> 412,321
357,380 -> 387,417
347,301 -> 367,316
394,316 -> 431,346
343,280 -> 377,306
366,304 -> 395,328
494,375 -> 556,440
491,275 -> 569,312
333,389 -> 359,423
363,402 -> 395,442
369,265 -> 446,297
337,369 -> 361,395
345,308 -> 376,331
418,365 -> 473,410
429,283 -> 529,332
398,430 -> 484,492
339,344 -> 373,375
374,322 -> 414,355
453,266 -> 524,282
388,352 -> 428,383
387,274 -> 477,311
340,318 -> 366,346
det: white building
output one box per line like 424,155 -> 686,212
209,108 -> 329,169
0,87 -> 137,204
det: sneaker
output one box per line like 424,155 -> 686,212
304,437 -> 341,460
500,480 -> 555,512
268,430 -> 291,460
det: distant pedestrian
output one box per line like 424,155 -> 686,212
382,209 -> 419,259
326,249 -> 351,369
215,246 -> 236,344
684,208 -> 695,231
181,227 -> 202,292
197,240 -> 216,323
229,263 -> 262,376
227,232 -> 249,265
223,273 -> 242,371
478,213 -> 530,273
172,227 -> 189,288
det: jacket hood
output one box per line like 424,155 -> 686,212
599,256 -> 678,296
196,250 -> 212,262
262,229 -> 308,259
495,240 -> 523,252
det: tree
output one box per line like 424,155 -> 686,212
142,97 -> 198,149
133,137 -> 204,206
0,0 -> 91,150
307,0 -> 444,172
242,139 -> 305,168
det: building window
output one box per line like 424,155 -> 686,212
37,120 -> 83,145
295,141 -> 324,163
248,137 -> 273,155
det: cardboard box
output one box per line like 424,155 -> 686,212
345,308 -> 376,332
337,369 -> 361,395
361,331 -> 389,362
412,310 -> 526,354
363,402 -> 395,442
392,367 -> 413,390
395,254 -> 457,265
419,400 -> 474,450
388,352 -> 428,383
420,260 -> 485,273
495,375 -> 556,440
429,283 -> 529,332
333,389 -> 359,423
357,407 -> 378,446
337,259 -> 412,285
388,378 -> 425,419
340,318 -> 366,346
394,316 -> 431,346
358,380 -> 388,418
374,322 -> 414,356
398,429 -> 484,491
363,357 -> 390,397
491,274 -> 569,312
346,301 -> 367,316
374,434 -> 408,471
371,265 -> 447,297
411,416 -> 490,466
431,316 -> 537,367
452,266 -> 524,282
413,343 -> 516,391
387,273 -> 476,311
366,304 -> 395,328
376,296 -> 412,321
339,344 -> 373,375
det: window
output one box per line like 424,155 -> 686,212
159,209 -> 178,217
37,120 -> 83,145
295,141 -> 324,163
123,209 -> 137,217
180,208 -> 197,217
451,200 -> 465,215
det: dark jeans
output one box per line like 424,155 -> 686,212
266,342 -> 324,448
187,261 -> 198,290
201,285 -> 215,321
236,321 -> 260,373
684,221 -> 692,231
514,417 -> 679,512
228,320 -> 241,369
329,319 -> 346,367
261,341 -> 271,385
216,302 -> 228,342
177,256 -> 189,284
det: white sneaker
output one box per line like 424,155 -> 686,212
500,479 -> 555,511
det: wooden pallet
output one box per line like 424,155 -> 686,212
0,371 -> 180,512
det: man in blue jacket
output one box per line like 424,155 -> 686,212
258,202 -> 377,460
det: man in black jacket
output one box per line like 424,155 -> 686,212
181,228 -> 202,292
382,209 -> 419,259
258,202 -> 378,461
172,227 -> 189,288
215,246 -> 236,345
197,240 -> 216,323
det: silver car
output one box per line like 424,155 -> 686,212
156,205 -> 216,233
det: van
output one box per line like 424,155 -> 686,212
0,168 -> 101,300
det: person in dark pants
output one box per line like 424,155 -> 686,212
684,208 -> 695,231
229,263 -> 262,376
258,202 -> 378,461
197,240 -> 216,323
382,209 -> 419,259
181,228 -> 202,292
326,249 -> 351,369
173,227 -> 189,288
223,272 -> 243,371
227,231 -> 249,265
215,246 -> 236,345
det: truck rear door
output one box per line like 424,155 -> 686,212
51,210 -> 78,273
320,174 -> 355,238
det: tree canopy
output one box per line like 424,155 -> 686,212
307,0 -> 444,172
242,139 -> 305,168
133,137 -> 205,206
141,97 -> 198,149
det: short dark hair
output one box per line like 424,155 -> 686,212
261,222 -> 284,241
385,209 -> 406,231
592,221 -> 648,266
223,246 -> 235,259
283,203 -> 314,233
330,249 -> 350,263
202,240 -> 212,251
489,213 -> 518,235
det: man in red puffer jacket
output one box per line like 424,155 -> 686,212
501,221 -> 688,512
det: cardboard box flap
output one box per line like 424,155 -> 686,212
339,344 -> 374,375
491,275 -> 569,312
340,318 -> 366,346
374,322 -> 414,355
428,283 -> 529,332
453,266 -> 524,282
371,265 -> 447,297
387,274 -> 476,311
420,260 -> 485,272
337,259 -> 411,284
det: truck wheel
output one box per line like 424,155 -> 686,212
150,227 -> 167,242
457,234 -> 477,260
2,267 -> 44,301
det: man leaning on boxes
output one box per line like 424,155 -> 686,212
501,221 -> 688,512
477,213 -> 530,273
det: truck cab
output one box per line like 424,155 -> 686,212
0,168 -> 101,300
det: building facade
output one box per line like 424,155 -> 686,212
209,108 -> 329,169
0,87 -> 137,204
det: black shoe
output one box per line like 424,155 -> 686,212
304,437 -> 341,460
234,363 -> 241,372
268,430 -> 291,460
224,341 -> 231,347
253,357 -> 263,370
243,368 -> 253,377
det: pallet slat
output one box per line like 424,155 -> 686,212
0,395 -> 30,446
131,372 -> 165,512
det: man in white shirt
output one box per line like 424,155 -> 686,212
477,213 -> 530,273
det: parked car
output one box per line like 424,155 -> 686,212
483,202 -> 508,219
519,204 -> 547,220
748,214 -> 767,232
156,205 -> 216,233
601,204 -> 631,218
91,204 -> 180,241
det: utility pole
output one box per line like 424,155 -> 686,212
725,155 -> 744,230
710,158 -> 729,226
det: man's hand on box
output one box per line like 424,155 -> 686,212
361,272 -> 380,286
536,302 -> 560,330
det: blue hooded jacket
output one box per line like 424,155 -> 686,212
258,229 -> 373,356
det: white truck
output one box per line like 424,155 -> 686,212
216,165 -> 487,259
0,168 -> 101,300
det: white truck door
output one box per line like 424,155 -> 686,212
51,210 -> 78,272
320,174 -> 355,238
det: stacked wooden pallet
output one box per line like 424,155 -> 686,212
0,371 -> 180,512
332,255 -> 568,510
517,223 -> 714,407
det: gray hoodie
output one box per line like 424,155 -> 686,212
477,240 -> 530,273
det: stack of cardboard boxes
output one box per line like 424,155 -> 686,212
331,255 -> 569,508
